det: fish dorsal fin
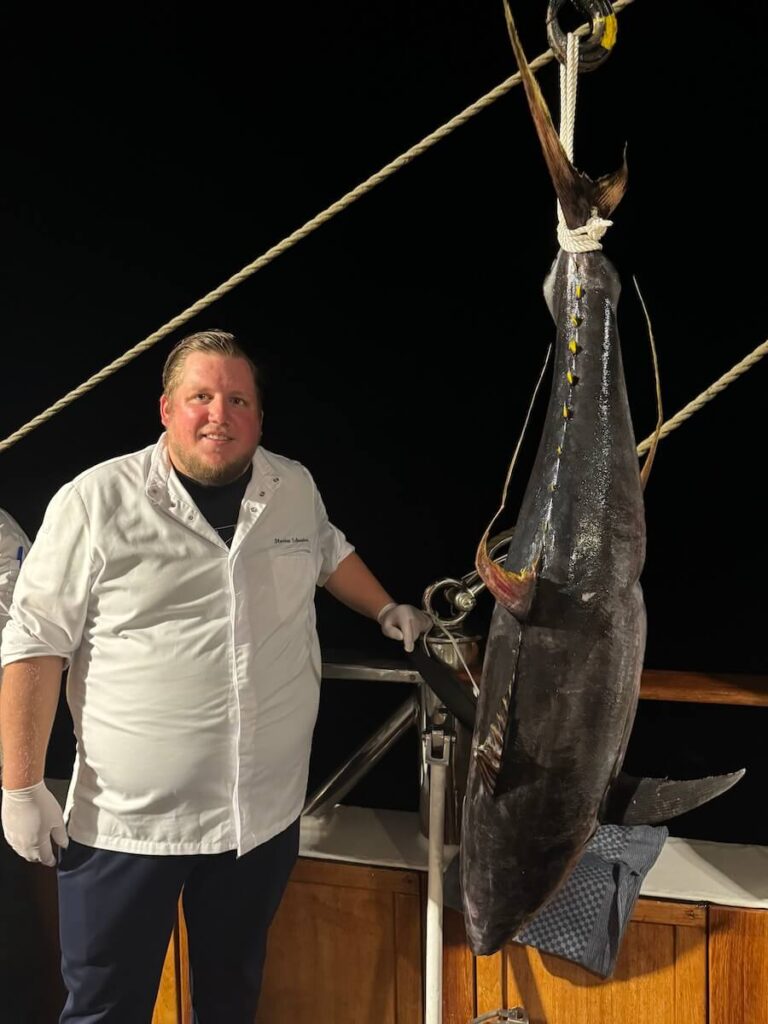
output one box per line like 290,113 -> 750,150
475,345 -> 552,619
601,769 -> 746,826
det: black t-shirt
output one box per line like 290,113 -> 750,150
174,465 -> 253,548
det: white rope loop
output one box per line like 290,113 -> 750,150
556,32 -> 609,254
557,213 -> 613,251
559,31 -> 579,162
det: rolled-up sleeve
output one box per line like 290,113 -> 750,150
1,485 -> 94,668
313,482 -> 354,587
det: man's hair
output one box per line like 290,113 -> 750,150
162,330 -> 261,402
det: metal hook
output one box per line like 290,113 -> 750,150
423,528 -> 515,627
546,0 -> 617,72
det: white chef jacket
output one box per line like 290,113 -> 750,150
1,436 -> 354,855
0,507 -> 31,634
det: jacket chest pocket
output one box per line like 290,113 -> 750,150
270,548 -> 317,620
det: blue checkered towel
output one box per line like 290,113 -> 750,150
445,823 -> 668,978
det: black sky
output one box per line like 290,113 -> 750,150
1,1 -> 765,675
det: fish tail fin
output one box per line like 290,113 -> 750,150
593,151 -> 629,217
503,0 -> 627,227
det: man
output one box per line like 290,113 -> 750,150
0,329 -> 430,1023
1,509 -> 68,1024
0,506 -> 30,635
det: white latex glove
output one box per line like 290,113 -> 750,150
1,780 -> 69,867
377,602 -> 432,653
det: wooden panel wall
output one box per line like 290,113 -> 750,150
152,861 -> 768,1024
472,900 -> 707,1024
256,858 -> 422,1024
709,905 -> 768,1024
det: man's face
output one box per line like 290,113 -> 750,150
160,352 -> 262,485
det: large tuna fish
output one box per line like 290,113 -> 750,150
458,1 -> 743,956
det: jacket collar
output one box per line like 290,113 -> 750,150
144,434 -> 282,548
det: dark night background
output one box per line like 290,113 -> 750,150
0,2 -> 764,842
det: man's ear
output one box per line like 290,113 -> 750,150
160,394 -> 170,427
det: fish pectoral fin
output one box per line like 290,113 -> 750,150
475,741 -> 503,797
474,680 -> 515,798
601,769 -> 746,826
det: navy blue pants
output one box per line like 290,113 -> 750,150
56,819 -> 300,1024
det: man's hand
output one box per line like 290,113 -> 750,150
377,603 -> 432,653
1,780 -> 68,867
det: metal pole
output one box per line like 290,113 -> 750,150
423,720 -> 453,1024
425,759 -> 447,1024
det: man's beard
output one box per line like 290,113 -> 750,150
170,445 -> 253,486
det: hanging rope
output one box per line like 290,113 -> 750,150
0,0 -> 762,461
556,32 -> 611,253
559,33 -> 579,162
542,28 -> 768,456
0,0 -> 635,455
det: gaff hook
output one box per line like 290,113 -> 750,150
546,0 -> 617,71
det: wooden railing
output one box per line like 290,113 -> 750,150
639,670 -> 768,706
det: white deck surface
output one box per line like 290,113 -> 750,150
300,804 -> 768,910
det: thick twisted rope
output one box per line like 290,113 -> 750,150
0,0 -> 635,455
636,337 -> 768,456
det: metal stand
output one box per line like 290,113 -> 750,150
306,656 -> 529,1023
423,716 -> 454,1024
303,693 -> 419,815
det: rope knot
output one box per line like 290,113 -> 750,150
557,211 -> 613,253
